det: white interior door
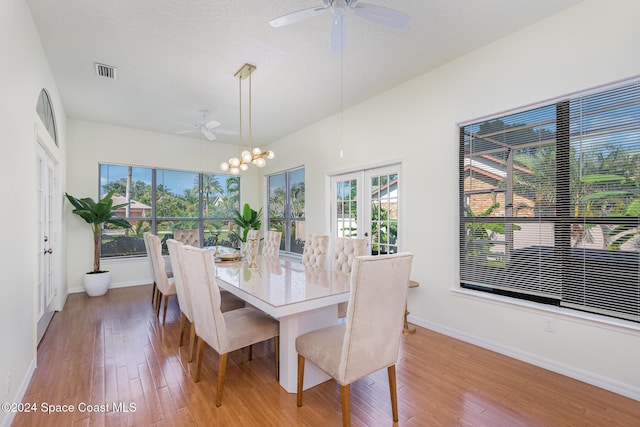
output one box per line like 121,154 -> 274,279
36,144 -> 58,343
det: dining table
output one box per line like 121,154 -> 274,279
212,251 -> 351,393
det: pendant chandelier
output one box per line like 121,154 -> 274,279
220,63 -> 274,175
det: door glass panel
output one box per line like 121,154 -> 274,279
335,178 -> 359,238
369,170 -> 399,255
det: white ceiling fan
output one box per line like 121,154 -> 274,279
269,0 -> 410,53
175,110 -> 236,141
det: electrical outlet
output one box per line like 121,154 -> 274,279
6,372 -> 11,396
544,318 -> 556,333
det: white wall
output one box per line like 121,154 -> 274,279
65,119 -> 261,292
261,0 -> 640,399
0,0 -> 67,425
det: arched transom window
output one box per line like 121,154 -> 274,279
36,88 -> 58,146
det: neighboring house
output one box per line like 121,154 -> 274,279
111,196 -> 151,224
464,154 -> 536,217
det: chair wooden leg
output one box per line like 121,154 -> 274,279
155,290 -> 162,317
215,353 -> 228,407
151,281 -> 156,305
274,336 -> 280,381
178,313 -> 187,346
187,323 -> 196,363
296,354 -> 305,407
193,337 -> 205,382
340,384 -> 351,427
162,295 -> 169,326
388,365 -> 399,422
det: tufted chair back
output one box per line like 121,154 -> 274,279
302,234 -> 329,269
174,229 -> 200,247
247,229 -> 261,241
332,237 -> 368,274
262,230 -> 282,257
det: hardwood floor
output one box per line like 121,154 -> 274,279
14,285 -> 639,426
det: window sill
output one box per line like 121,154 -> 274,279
451,287 -> 640,336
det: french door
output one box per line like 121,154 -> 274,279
330,164 -> 401,255
36,143 -> 58,343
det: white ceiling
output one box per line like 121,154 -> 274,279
26,0 -> 583,145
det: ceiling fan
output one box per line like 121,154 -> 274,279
269,0 -> 410,53
174,110 -> 236,141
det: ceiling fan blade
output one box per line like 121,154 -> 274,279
269,5 -> 329,27
204,119 -> 221,129
200,128 -> 216,141
330,15 -> 345,54
352,3 -> 410,29
175,129 -> 196,135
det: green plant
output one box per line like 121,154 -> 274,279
65,190 -> 132,273
231,203 -> 262,244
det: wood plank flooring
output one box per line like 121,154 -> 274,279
13,285 -> 640,426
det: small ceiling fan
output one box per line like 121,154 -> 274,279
269,0 -> 410,53
175,110 -> 236,141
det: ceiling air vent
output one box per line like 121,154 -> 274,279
94,62 -> 117,80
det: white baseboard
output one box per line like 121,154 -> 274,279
68,279 -> 151,294
0,358 -> 36,427
407,315 -> 640,402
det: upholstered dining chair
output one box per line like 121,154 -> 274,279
173,229 -> 200,247
296,252 -> 413,426
332,237 -> 368,318
167,239 -> 247,361
301,234 -> 329,269
261,230 -> 282,257
143,232 -> 159,305
247,229 -> 261,241
144,232 -> 173,306
166,239 -> 197,360
144,233 -> 177,326
181,245 -> 280,407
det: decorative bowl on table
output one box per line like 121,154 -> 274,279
217,253 -> 242,262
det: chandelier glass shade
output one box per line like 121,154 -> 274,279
220,63 -> 274,175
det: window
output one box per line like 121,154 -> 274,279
36,89 -> 58,146
460,78 -> 640,322
100,164 -> 240,257
267,167 -> 305,254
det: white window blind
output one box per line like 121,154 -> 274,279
460,79 -> 640,322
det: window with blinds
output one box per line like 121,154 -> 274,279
460,78 -> 640,322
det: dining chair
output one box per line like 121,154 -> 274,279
332,237 -> 368,318
247,229 -> 261,241
167,239 -> 246,362
143,232 -> 159,306
173,229 -> 200,247
181,245 -> 280,407
145,233 -> 177,326
296,252 -> 413,426
301,234 -> 329,269
144,232 -> 174,306
166,239 -> 197,360
261,230 -> 282,257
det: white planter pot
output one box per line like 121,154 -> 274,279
84,271 -> 111,297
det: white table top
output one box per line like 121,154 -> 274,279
214,255 -> 351,318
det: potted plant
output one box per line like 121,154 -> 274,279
230,203 -> 262,250
65,190 -> 132,296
